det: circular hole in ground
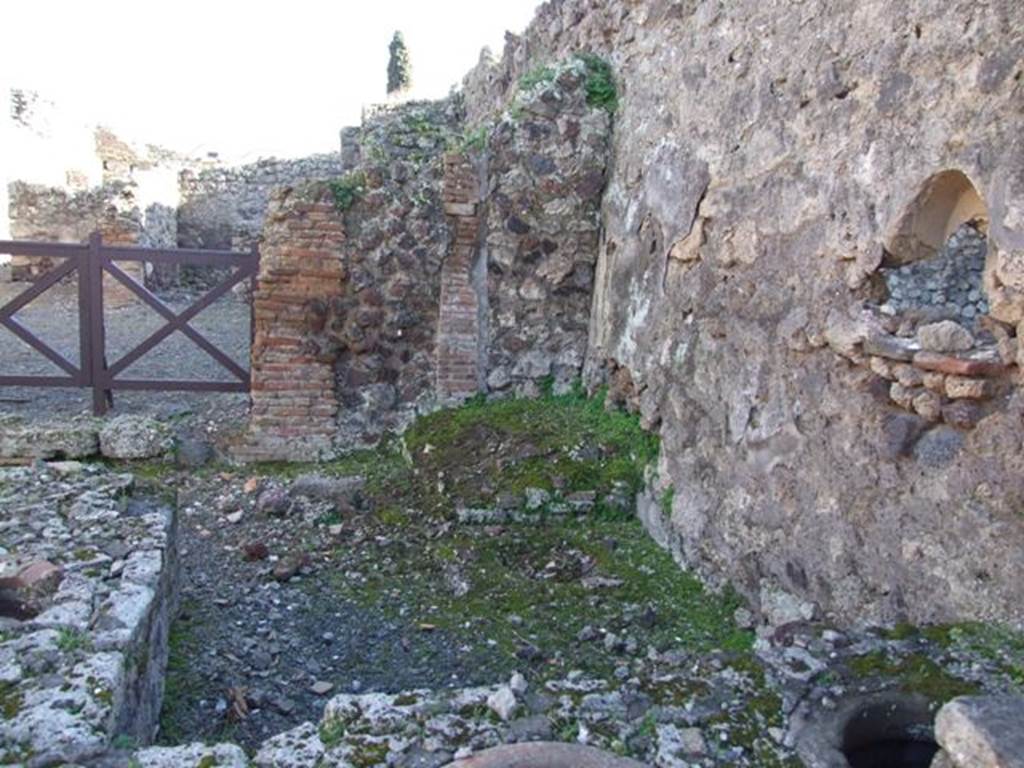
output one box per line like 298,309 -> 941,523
841,697 -> 939,768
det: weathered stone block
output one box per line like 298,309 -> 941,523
99,415 -> 173,460
917,320 -> 975,352
945,376 -> 992,400
935,695 -> 1024,768
864,330 -> 919,361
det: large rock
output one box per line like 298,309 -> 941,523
133,743 -> 250,768
0,417 -> 99,460
99,415 -> 172,460
254,721 -> 326,767
935,695 -> 1024,768
917,320 -> 975,353
290,473 -> 366,509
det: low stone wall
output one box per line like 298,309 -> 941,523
6,181 -> 141,278
5,180 -> 164,301
0,463 -> 177,765
177,154 -> 347,251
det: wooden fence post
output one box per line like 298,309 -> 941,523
87,231 -> 111,415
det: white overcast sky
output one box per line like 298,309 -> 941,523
1,1 -> 541,160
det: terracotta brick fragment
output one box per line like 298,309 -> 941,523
912,352 -> 1006,377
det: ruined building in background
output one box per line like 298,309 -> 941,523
1,89 -> 345,285
5,0 -> 1024,631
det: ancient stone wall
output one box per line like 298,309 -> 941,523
464,0 -> 1024,627
6,181 -> 147,292
7,181 -> 139,249
480,59 -> 611,395
177,154 -> 347,251
243,78 -> 612,458
241,101 -> 459,459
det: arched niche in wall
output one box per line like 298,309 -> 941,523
877,170 -> 991,325
821,168 -> 1015,439
884,170 -> 988,266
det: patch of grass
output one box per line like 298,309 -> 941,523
882,622 -> 1024,688
323,514 -> 750,681
577,54 -> 618,113
936,622 -> 1024,685
319,718 -> 346,747
0,683 -> 23,720
252,439 -> 408,493
848,651 -> 980,702
56,628 -> 91,654
519,65 -> 557,91
348,737 -> 389,768
328,172 -> 367,212
403,113 -> 444,138
158,602 -> 236,745
403,384 -> 658,507
447,125 -> 489,154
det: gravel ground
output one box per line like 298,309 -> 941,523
150,395 -> 748,752
167,482 -> 526,748
0,278 -> 251,439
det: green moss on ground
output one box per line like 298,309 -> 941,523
848,651 -> 980,702
882,621 -> 1024,689
402,386 -> 658,512
311,390 -> 753,685
324,515 -> 751,677
0,683 -> 23,720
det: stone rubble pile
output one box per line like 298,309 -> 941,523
455,483 -> 629,524
130,615 -> 1024,768
135,657 -> 790,768
881,224 -> 990,323
0,463 -> 176,766
824,299 -> 1015,442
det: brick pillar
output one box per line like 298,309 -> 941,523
234,190 -> 345,462
437,153 -> 483,401
98,224 -> 145,308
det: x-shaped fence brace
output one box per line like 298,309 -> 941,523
0,233 -> 259,415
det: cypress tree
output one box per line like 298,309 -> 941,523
387,31 -> 412,96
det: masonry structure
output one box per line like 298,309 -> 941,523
238,0 -> 1024,632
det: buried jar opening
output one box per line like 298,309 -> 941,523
841,698 -> 939,768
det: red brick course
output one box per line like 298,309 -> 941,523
234,191 -> 345,462
437,153 -> 483,400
